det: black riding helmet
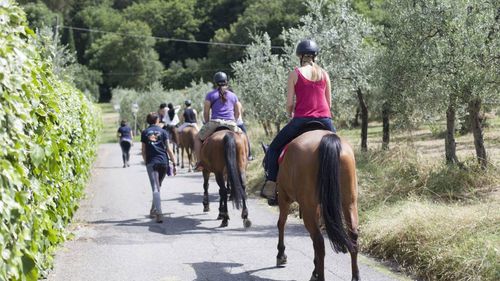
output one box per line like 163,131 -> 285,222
296,39 -> 319,56
213,71 -> 228,86
185,100 -> 192,106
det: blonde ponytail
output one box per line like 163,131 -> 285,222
301,55 -> 323,81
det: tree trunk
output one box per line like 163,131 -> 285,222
262,121 -> 270,137
356,88 -> 368,152
275,122 -> 281,133
445,98 -> 459,165
468,98 -> 487,169
352,106 -> 360,127
382,102 -> 390,150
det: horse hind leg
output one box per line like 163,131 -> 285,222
202,170 -> 210,212
304,211 -> 325,281
215,174 -> 229,227
181,146 -> 186,167
276,197 -> 290,267
343,205 -> 360,281
240,172 -> 251,228
187,147 -> 192,172
341,157 -> 360,281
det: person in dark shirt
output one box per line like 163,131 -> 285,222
141,112 -> 177,223
178,99 -> 199,133
117,120 -> 133,168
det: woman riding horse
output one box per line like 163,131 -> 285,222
263,40 -> 360,281
194,71 -> 242,170
262,39 -> 336,199
194,72 -> 250,228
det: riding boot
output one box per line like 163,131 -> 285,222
261,180 -> 277,200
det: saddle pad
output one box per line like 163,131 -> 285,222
278,144 -> 290,165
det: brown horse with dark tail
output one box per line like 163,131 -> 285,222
165,125 -> 180,166
274,130 -> 359,281
178,126 -> 198,172
200,129 -> 251,228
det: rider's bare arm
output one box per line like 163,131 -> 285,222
324,70 -> 332,109
234,101 -> 241,121
203,100 -> 211,123
286,70 -> 297,118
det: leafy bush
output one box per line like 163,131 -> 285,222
0,2 -> 100,280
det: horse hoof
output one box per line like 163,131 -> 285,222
203,206 -> 210,212
243,218 -> 252,228
181,165 -> 184,169
276,255 -> 287,267
220,220 -> 228,227
309,272 -> 320,281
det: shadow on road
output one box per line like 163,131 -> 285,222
90,212 -> 310,239
190,261 -> 289,281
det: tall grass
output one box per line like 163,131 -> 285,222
362,200 -> 500,281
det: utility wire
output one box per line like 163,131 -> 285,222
58,25 -> 284,49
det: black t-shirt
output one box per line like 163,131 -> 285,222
183,108 -> 197,123
141,125 -> 169,165
117,125 -> 132,141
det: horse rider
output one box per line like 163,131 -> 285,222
262,39 -> 336,200
163,103 -> 181,142
158,103 -> 168,128
194,71 -> 242,171
177,99 -> 199,134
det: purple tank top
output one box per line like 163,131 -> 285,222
205,89 -> 238,120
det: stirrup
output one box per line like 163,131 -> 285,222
194,161 -> 204,171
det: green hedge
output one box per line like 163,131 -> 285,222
0,2 -> 100,280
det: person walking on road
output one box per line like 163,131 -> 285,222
117,120 -> 133,168
141,112 -> 177,223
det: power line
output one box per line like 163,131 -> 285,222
58,25 -> 284,49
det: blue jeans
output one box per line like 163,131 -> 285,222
265,117 -> 336,181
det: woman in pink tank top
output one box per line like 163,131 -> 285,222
262,40 -> 336,202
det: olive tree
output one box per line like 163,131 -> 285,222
232,33 -> 289,135
381,0 -> 499,167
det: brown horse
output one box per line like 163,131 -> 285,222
275,130 -> 359,281
178,126 -> 198,172
200,129 -> 251,228
165,125 -> 180,166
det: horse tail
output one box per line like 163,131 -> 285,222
223,132 -> 245,209
318,133 -> 353,253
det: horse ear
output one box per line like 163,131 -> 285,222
261,142 -> 269,153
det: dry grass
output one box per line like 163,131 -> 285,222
362,200 -> 500,281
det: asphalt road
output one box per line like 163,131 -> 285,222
45,143 -> 410,281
